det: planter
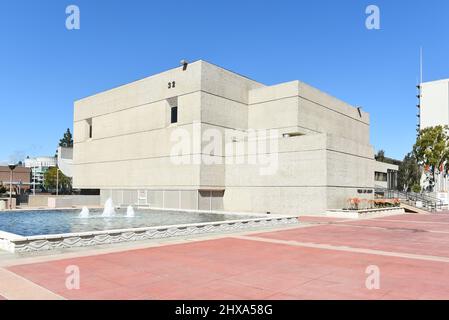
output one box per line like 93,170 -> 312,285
326,207 -> 405,219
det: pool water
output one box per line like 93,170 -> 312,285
0,209 -> 255,237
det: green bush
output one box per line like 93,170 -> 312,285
411,183 -> 421,193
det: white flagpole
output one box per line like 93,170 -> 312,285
420,46 -> 423,84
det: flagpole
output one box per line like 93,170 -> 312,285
420,46 -> 423,84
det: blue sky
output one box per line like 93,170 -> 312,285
1,0 -> 448,163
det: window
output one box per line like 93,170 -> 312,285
282,132 -> 304,138
86,118 -> 93,139
374,171 -> 387,182
171,106 -> 178,124
166,96 -> 178,125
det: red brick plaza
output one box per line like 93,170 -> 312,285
2,213 -> 449,300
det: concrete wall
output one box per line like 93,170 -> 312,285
48,196 -> 100,208
74,61 -> 263,191
28,195 -> 51,207
223,133 -> 374,215
373,160 -> 399,189
298,81 -> 370,145
0,198 -> 16,210
248,81 -> 370,144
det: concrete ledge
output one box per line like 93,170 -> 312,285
325,207 -> 405,219
0,268 -> 65,300
27,195 -> 100,209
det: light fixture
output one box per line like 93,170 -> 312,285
8,164 -> 17,210
180,59 -> 188,71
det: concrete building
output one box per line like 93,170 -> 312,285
73,60 -> 384,215
24,156 -> 57,191
374,161 -> 398,190
0,165 -> 31,194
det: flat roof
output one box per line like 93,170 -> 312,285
75,60 -> 265,103
0,166 -> 31,173
421,78 -> 449,85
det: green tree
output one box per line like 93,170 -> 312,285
413,125 -> 449,190
397,153 -> 421,192
374,150 -> 401,166
375,150 -> 385,162
44,167 -> 72,194
59,128 -> 73,148
0,182 -> 6,195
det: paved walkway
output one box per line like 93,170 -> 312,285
2,213 -> 449,299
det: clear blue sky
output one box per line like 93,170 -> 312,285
1,0 -> 448,163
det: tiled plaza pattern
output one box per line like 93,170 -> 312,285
4,213 -> 449,299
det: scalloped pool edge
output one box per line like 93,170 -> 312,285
0,216 -> 299,253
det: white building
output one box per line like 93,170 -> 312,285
418,78 -> 449,199
73,60 -> 396,215
419,78 -> 449,130
24,156 -> 57,189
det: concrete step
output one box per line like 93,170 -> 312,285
400,203 -> 431,214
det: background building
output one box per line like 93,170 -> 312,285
73,60 -> 381,215
374,161 -> 398,190
0,165 -> 31,195
419,78 -> 449,130
418,78 -> 449,197
24,156 -> 57,192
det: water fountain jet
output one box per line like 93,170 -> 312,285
102,198 -> 116,217
79,206 -> 90,218
126,205 -> 135,218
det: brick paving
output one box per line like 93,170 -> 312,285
5,213 -> 449,300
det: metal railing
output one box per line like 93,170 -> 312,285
375,187 -> 444,212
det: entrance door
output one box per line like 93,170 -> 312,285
137,190 -> 148,206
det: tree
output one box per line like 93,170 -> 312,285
375,150 -> 385,162
397,153 -> 421,192
59,128 -> 73,148
375,149 -> 401,166
44,167 -> 72,194
413,125 -> 449,190
0,182 -> 6,195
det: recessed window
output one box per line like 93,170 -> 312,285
167,96 -> 178,125
374,171 -> 387,182
86,118 -> 93,139
171,106 -> 178,124
282,132 -> 304,138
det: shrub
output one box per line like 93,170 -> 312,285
411,183 -> 421,193
347,198 -> 361,210
373,198 -> 400,208
0,183 -> 6,195
393,198 -> 401,207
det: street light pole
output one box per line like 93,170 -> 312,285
56,167 -> 59,196
33,166 -> 36,196
8,164 -> 17,210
